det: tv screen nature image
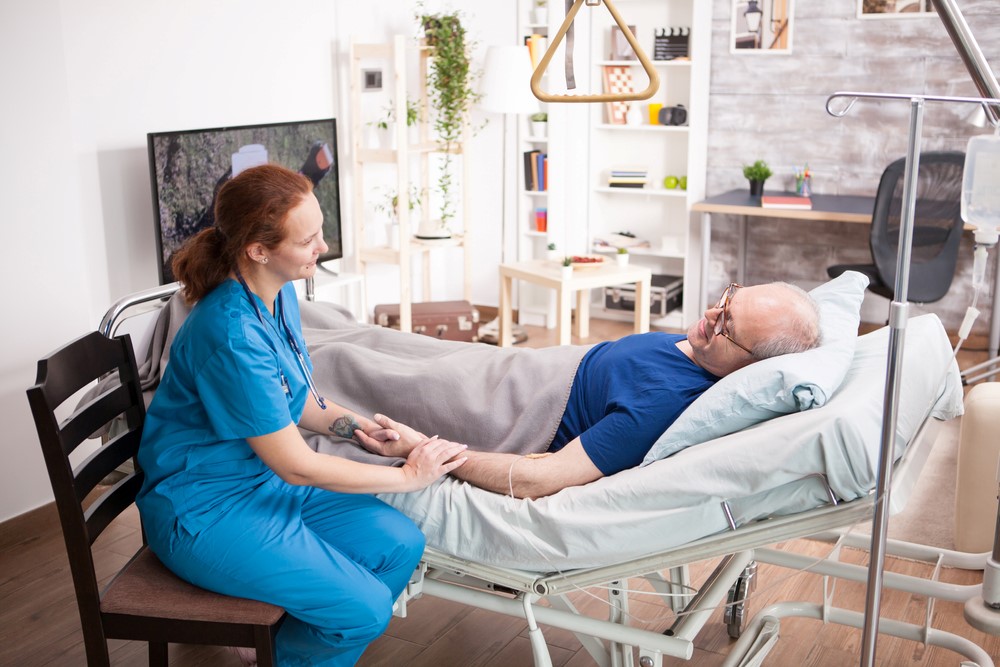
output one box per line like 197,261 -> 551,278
148,118 -> 342,284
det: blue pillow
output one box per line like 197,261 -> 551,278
640,271 -> 869,466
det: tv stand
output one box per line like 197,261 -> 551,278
317,263 -> 340,278
300,271 -> 364,320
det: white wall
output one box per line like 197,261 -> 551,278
0,0 -> 512,523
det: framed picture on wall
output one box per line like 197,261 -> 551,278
858,0 -> 934,18
730,0 -> 794,54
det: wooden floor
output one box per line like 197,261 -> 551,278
3,316 -> 998,666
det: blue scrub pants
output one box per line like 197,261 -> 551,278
144,482 -> 425,666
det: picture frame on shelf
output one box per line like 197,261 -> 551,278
610,25 -> 638,60
602,65 -> 633,125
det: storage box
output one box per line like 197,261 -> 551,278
604,274 -> 683,317
373,300 -> 480,342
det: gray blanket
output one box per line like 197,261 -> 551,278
297,300 -> 589,464
117,293 -> 588,461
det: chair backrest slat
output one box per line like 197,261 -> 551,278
33,337 -> 131,408
83,471 -> 144,545
60,382 -> 136,460
73,429 -> 143,507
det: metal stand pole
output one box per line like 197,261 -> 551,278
826,89 -> 1000,666
859,98 -> 923,667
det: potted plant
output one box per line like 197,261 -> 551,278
374,185 -> 422,250
370,98 -> 421,150
615,246 -> 629,266
547,242 -> 559,261
561,256 -> 573,279
742,159 -> 773,197
419,9 -> 481,236
530,112 -> 548,138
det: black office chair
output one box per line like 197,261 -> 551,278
26,331 -> 285,667
828,151 -> 966,303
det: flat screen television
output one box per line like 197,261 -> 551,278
147,118 -> 342,284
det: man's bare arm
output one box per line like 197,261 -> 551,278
449,437 -> 602,499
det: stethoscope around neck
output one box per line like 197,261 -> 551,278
235,269 -> 327,410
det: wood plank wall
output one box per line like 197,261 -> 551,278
704,0 -> 1000,334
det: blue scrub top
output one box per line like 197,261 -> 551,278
137,280 -> 313,534
551,333 -> 718,476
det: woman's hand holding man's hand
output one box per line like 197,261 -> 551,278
355,413 -> 428,459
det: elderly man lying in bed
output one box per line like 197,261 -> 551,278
335,281 -> 820,499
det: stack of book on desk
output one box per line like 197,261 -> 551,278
760,194 -> 812,210
608,168 -> 648,188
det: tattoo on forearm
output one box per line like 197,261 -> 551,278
330,415 -> 362,439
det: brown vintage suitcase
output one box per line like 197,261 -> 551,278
373,300 -> 480,342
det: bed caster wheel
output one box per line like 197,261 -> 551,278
724,561 -> 758,639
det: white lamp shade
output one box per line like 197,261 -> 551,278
480,45 -> 540,115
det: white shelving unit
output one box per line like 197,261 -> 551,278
514,0 -> 558,327
348,36 -> 472,332
583,0 -> 711,329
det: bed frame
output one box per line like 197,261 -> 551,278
99,283 -> 996,667
392,414 -> 994,667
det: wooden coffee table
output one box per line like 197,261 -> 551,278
498,259 -> 652,347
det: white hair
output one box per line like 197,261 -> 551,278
749,282 -> 821,360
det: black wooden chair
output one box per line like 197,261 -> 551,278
828,151 -> 966,304
26,331 -> 286,666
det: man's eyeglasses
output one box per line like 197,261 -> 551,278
714,283 -> 753,355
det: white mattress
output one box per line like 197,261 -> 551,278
377,314 -> 964,570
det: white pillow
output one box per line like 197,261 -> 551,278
640,271 -> 869,466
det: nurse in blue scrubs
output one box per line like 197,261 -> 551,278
137,164 -> 468,666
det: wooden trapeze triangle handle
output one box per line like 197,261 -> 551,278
530,0 -> 660,103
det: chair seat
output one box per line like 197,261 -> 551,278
101,548 -> 285,626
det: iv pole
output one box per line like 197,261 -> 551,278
831,3 -> 1000,665
826,90 -> 999,667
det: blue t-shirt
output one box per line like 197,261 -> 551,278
137,280 -> 313,534
550,333 -> 718,476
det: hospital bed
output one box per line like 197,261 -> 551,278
96,278 -> 996,667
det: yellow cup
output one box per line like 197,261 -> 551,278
648,103 -> 663,125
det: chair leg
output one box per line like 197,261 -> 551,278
255,625 -> 279,667
148,641 -> 168,667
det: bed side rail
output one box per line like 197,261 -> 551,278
99,282 -> 181,338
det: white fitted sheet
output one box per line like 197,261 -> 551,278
376,314 -> 963,570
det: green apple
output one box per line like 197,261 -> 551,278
664,175 -> 679,189
679,176 -> 687,190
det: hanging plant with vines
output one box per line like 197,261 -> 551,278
419,8 -> 481,230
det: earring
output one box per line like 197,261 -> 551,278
259,257 -> 268,265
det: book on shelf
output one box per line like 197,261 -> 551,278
608,168 -> 647,188
523,150 -> 539,190
760,195 -> 812,210
525,34 -> 548,69
522,150 -> 548,191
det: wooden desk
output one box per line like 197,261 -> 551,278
692,189 -> 875,313
499,260 -> 652,347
